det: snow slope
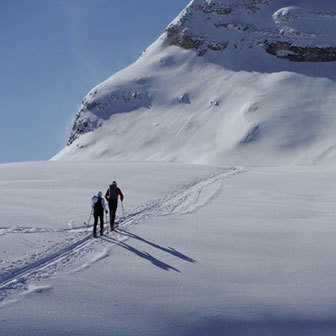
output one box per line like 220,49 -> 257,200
2,161 -> 336,335
53,0 -> 336,166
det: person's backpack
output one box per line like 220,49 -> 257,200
109,184 -> 118,200
94,196 -> 103,211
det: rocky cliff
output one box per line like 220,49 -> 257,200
166,0 -> 336,61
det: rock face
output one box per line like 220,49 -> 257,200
165,0 -> 336,61
264,42 -> 336,62
68,84 -> 152,145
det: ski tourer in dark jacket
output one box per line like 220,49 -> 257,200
92,191 -> 108,237
105,181 -> 124,231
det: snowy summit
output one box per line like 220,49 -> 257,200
53,0 -> 336,166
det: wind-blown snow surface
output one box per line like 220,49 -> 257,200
2,161 -> 336,335
53,0 -> 336,166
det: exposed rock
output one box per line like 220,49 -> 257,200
193,0 -> 272,15
198,49 -> 208,56
265,41 -> 336,62
165,0 -> 336,62
68,113 -> 100,145
207,41 -> 228,51
201,5 -> 232,15
210,100 -> 220,106
84,101 -> 99,111
67,90 -> 152,145
166,26 -> 204,50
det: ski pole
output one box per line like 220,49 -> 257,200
121,201 -> 125,221
85,208 -> 93,227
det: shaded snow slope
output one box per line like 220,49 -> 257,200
53,0 -> 336,165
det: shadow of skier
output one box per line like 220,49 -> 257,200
116,228 -> 196,264
101,235 -> 180,272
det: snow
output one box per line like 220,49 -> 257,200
53,53 -> 336,165
2,161 -> 336,335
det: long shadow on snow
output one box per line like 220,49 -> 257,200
183,319 -> 336,336
116,228 -> 196,264
101,235 -> 180,273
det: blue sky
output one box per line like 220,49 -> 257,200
0,0 -> 190,163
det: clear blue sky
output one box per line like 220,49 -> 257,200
0,0 -> 190,163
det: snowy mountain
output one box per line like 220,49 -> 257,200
53,0 -> 336,165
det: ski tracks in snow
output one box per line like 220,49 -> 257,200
159,171 -> 230,216
0,167 -> 245,305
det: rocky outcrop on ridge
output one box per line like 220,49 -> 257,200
166,0 -> 336,62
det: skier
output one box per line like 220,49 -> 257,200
105,181 -> 124,231
91,191 -> 108,238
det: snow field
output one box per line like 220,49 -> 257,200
0,161 -> 232,303
1,161 -> 336,335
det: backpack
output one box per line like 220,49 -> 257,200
109,184 -> 118,200
94,196 -> 103,212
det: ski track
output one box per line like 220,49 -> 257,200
0,167 -> 245,305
